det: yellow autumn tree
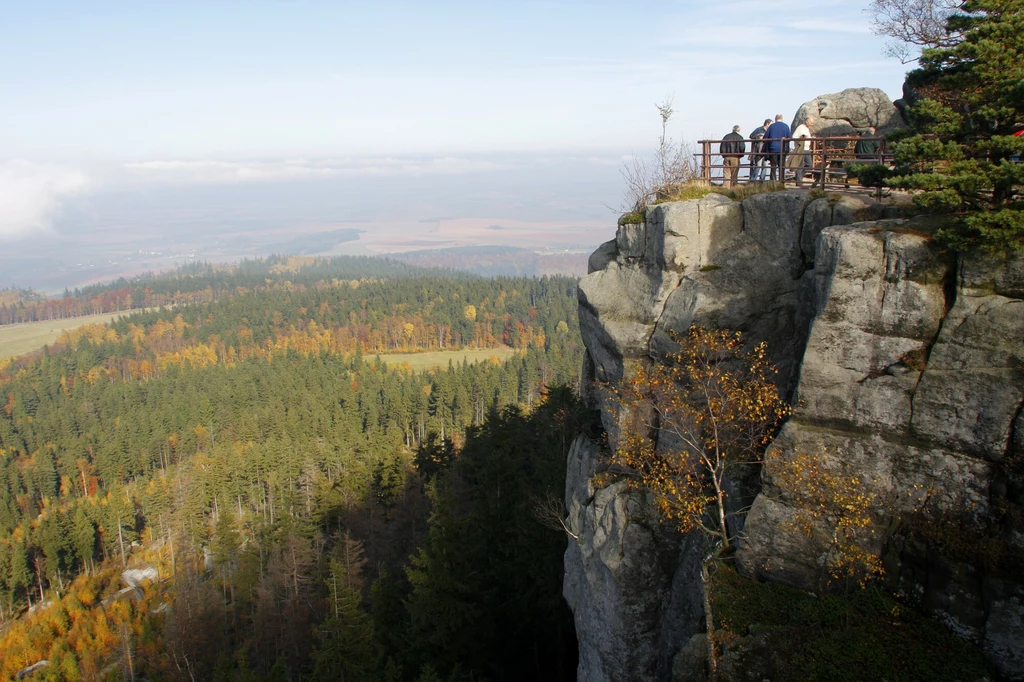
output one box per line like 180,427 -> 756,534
610,327 -> 790,680
767,448 -> 898,590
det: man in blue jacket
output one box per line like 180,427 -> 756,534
763,114 -> 791,183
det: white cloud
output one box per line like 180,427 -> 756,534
0,161 -> 91,240
123,156 -> 507,185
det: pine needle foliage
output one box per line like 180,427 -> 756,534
888,0 -> 1024,251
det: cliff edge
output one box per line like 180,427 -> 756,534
566,189 -> 1024,680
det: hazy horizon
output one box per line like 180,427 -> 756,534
1,0 -> 913,291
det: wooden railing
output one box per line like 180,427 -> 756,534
697,136 -> 893,189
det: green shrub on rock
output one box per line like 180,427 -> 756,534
711,566 -> 993,682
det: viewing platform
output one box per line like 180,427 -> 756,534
697,136 -> 892,189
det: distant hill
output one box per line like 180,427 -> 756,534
390,245 -> 588,277
0,255 -> 463,326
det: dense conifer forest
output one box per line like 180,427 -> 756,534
0,258 -> 586,681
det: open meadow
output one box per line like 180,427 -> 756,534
0,312 -> 139,360
374,346 -> 520,371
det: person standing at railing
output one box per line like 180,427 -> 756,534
789,117 -> 813,187
749,119 -> 771,183
720,125 -> 746,188
855,130 -> 881,161
763,114 -> 791,183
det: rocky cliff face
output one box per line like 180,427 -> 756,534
566,190 -> 1024,680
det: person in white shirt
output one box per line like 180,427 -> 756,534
790,116 -> 815,187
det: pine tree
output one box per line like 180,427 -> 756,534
211,507 -> 241,604
889,0 -> 1024,250
71,507 -> 96,575
310,559 -> 377,681
8,541 -> 32,610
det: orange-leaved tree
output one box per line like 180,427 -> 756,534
609,327 -> 789,680
767,450 -> 889,590
765,447 -> 934,595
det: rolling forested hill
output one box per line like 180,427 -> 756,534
0,255 -> 461,326
0,260 -> 587,681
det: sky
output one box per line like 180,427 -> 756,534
0,0 -> 913,268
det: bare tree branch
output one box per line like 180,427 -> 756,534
533,490 -> 578,541
621,94 -> 700,211
867,0 -> 964,63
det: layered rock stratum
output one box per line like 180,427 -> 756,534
565,190 -> 1024,681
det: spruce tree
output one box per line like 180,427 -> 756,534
71,507 -> 96,574
890,0 -> 1024,250
309,559 -> 377,681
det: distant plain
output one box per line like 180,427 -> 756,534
1,155 -> 622,293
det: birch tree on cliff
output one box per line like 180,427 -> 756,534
609,327 -> 789,681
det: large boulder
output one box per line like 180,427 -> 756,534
122,564 -> 160,588
792,87 -> 907,136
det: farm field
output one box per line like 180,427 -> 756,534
375,346 -> 520,370
0,311 -> 140,360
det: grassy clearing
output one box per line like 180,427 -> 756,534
373,347 -> 521,371
0,312 -> 141,360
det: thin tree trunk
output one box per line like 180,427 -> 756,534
702,561 -> 718,682
168,528 -> 175,575
118,516 -> 127,567
122,623 -> 136,681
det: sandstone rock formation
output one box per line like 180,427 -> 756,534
569,189 -> 886,681
563,435 -> 704,682
792,87 -> 908,137
739,227 -> 1024,679
568,188 -> 1024,680
15,660 -> 48,680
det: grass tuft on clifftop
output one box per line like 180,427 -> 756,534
710,181 -> 786,202
712,566 -> 992,681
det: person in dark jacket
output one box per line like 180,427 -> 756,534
855,130 -> 882,160
749,119 -> 771,183
720,125 -> 746,188
763,114 -> 791,182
